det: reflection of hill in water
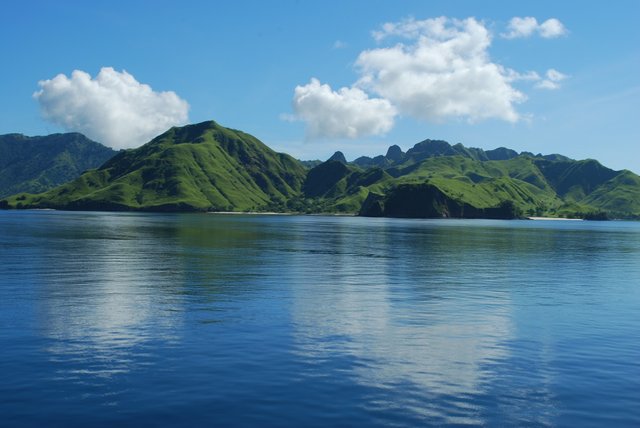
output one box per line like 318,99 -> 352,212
37,212 -> 277,379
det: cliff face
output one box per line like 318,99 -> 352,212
360,183 -> 521,219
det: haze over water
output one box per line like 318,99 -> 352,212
1,211 -> 639,427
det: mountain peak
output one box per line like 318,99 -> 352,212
385,145 -> 404,162
328,151 -> 347,164
406,139 -> 455,161
1,121 -> 308,211
485,147 -> 519,161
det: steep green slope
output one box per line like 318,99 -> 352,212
0,133 -> 116,197
535,158 -> 618,200
393,156 -> 555,199
313,154 -> 560,216
303,160 -> 355,198
303,147 -> 640,219
360,183 -> 521,219
3,121 -> 306,212
580,171 -> 640,216
3,125 -> 639,219
297,160 -> 394,213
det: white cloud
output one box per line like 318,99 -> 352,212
358,17 -> 525,123
502,17 -> 567,39
539,18 -> 567,38
502,17 -> 539,39
505,70 -> 541,82
291,16 -> 567,138
292,78 -> 397,139
536,68 -> 569,90
34,67 -> 189,149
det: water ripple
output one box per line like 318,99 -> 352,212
1,211 -> 639,426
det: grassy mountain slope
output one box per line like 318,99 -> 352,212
302,142 -> 640,218
305,155 -> 560,216
3,121 -> 306,212
0,133 -> 116,197
580,171 -> 640,215
534,158 -> 618,200
296,160 -> 394,213
2,123 -> 639,219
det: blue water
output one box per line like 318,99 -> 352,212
1,211 -> 639,427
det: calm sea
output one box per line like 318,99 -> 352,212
1,211 -> 639,427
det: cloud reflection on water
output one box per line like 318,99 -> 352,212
286,219 -> 517,423
36,214 -> 184,378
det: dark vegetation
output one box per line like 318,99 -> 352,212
0,133 -> 116,197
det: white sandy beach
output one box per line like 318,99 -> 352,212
527,216 -> 583,221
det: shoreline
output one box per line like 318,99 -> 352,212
527,216 -> 583,221
209,211 -> 356,216
209,211 -> 293,216
3,209 -> 629,221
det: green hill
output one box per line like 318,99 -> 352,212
300,140 -> 640,219
580,171 -> 640,216
2,121 -> 306,212
2,121 -> 639,219
0,133 -> 116,197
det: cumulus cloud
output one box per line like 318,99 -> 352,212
502,17 -> 567,39
536,68 -> 569,90
292,78 -> 397,139
538,19 -> 567,38
358,17 -> 525,123
291,16 -> 568,138
34,67 -> 189,149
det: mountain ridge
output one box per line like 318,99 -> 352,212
2,121 -> 306,212
0,133 -> 117,197
2,120 -> 639,219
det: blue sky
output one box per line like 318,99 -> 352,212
1,0 -> 638,172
